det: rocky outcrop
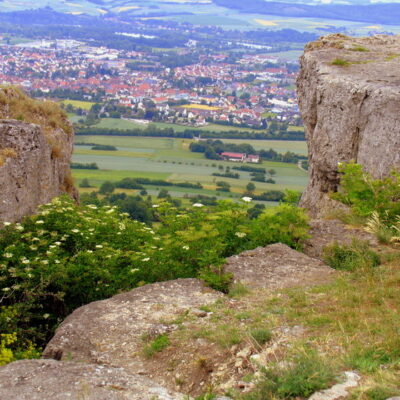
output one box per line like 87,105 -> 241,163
0,360 -> 183,400
223,243 -> 334,289
0,119 -> 75,223
43,279 -> 222,369
297,34 -> 400,216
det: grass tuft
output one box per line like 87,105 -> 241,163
322,239 -> 380,271
249,328 -> 272,347
331,58 -> 350,66
243,348 -> 335,399
142,334 -> 170,358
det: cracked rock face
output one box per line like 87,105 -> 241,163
297,34 -> 400,216
0,119 -> 76,223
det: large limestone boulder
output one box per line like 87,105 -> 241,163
297,34 -> 400,216
43,279 -> 222,371
223,243 -> 334,289
0,119 -> 76,223
0,359 -> 183,400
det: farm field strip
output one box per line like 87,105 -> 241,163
72,135 -> 309,198
91,118 -> 288,133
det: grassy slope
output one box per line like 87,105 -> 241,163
143,241 -> 400,398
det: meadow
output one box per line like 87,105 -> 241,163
72,136 -> 309,200
93,118 -> 270,133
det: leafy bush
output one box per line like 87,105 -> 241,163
332,163 -> 400,226
322,240 -> 380,271
248,203 -> 310,250
0,196 -> 309,356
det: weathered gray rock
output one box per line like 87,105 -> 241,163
0,359 -> 184,400
0,119 -> 76,223
308,371 -> 361,400
304,218 -> 378,260
43,279 -> 221,372
223,243 -> 334,289
297,34 -> 400,216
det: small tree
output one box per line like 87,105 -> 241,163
246,182 -> 256,192
79,178 -> 92,188
99,181 -> 115,195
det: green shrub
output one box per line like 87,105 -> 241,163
143,334 -> 170,358
244,349 -> 335,399
322,240 -> 380,271
248,203 -> 310,250
332,163 -> 400,226
0,196 -> 309,357
199,266 -> 233,293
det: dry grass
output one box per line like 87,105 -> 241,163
150,242 -> 400,397
0,147 -> 17,166
0,86 -> 72,138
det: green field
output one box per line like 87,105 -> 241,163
93,118 -> 268,134
221,138 -> 308,155
72,136 -> 309,200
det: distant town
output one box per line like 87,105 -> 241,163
0,37 -> 302,131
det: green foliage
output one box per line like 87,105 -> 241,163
323,240 -> 380,271
332,163 -> 400,226
199,266 -> 233,293
244,349 -> 335,399
283,189 -> 302,206
79,178 -> 92,188
361,385 -> 400,400
0,196 -> 309,356
346,346 -> 395,373
248,203 -> 310,250
142,334 -> 170,358
98,180 -> 115,194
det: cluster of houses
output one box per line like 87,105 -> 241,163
0,39 -> 301,129
220,152 -> 260,163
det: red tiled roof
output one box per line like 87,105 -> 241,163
221,152 -> 245,158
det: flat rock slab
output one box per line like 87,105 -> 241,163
0,359 -> 183,400
223,243 -> 334,289
43,279 -> 221,371
304,219 -> 378,260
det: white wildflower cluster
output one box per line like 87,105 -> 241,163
235,232 -> 247,238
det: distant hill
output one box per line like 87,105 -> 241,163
0,0 -> 399,25
214,0 -> 400,25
